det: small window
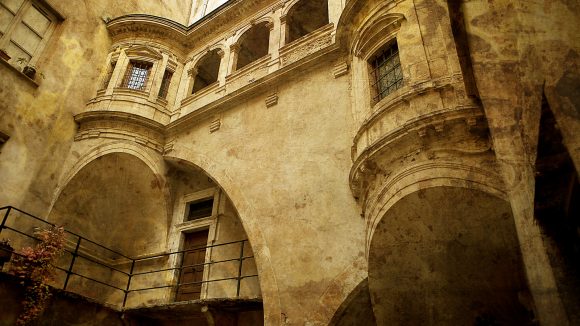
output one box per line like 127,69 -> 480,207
158,70 -> 173,99
121,61 -> 152,91
186,198 -> 213,221
369,41 -> 403,102
0,0 -> 59,69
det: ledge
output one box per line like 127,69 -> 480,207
226,54 -> 271,82
0,59 -> 39,88
124,297 -> 263,316
75,111 -> 165,134
181,81 -> 221,107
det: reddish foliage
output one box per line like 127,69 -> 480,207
10,226 -> 65,326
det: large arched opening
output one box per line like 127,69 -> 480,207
285,0 -> 329,44
368,187 -> 534,325
48,152 -> 169,305
235,22 -> 270,70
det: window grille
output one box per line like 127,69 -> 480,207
158,70 -> 173,99
370,42 -> 403,102
121,61 -> 152,91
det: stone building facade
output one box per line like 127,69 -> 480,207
0,0 -> 578,325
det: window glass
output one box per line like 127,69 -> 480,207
0,6 -> 14,34
22,5 -> 50,35
187,199 -> 213,221
158,70 -> 173,99
1,0 -> 24,13
370,42 -> 403,101
12,21 -> 41,53
122,61 -> 152,91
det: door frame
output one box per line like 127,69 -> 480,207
168,187 -> 221,300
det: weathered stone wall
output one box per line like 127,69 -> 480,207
0,0 -> 192,214
1,0 -> 578,325
460,1 -> 580,324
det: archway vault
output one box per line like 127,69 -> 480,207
47,140 -> 281,324
163,149 -> 282,326
368,186 -> 534,325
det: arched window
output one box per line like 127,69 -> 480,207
192,50 -> 221,94
286,0 -> 328,44
236,23 -> 270,70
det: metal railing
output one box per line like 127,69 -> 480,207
0,206 -> 259,308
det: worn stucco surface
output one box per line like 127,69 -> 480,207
0,0 -> 578,325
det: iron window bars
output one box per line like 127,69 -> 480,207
158,70 -> 173,99
121,61 -> 152,91
370,42 -> 403,102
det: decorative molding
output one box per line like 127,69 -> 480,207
333,61 -> 349,78
265,93 -> 278,108
209,118 -> 221,133
163,142 -> 174,155
74,111 -> 166,153
280,24 -> 334,67
124,44 -> 164,60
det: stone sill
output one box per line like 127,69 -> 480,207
0,58 -> 39,88
226,54 -> 271,82
180,81 -> 220,107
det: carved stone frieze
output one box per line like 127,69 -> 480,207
280,25 -> 334,67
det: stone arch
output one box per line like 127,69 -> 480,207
232,16 -> 274,45
191,49 -> 223,94
283,0 -> 329,44
365,160 -> 507,251
48,150 -> 169,257
368,186 -> 534,325
329,278 -> 376,326
233,21 -> 272,70
163,150 -> 281,325
51,141 -> 169,217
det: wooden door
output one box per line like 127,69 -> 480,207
176,230 -> 208,301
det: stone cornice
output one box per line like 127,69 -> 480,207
106,0 -> 280,55
75,111 -> 165,134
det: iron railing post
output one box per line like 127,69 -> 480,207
174,251 -> 185,301
236,240 -> 245,297
0,206 -> 12,236
63,236 -> 81,290
123,259 -> 136,307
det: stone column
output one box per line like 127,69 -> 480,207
148,53 -> 169,101
106,49 -> 128,96
228,44 -> 240,74
216,48 -> 227,86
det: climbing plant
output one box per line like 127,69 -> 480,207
10,226 -> 65,325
